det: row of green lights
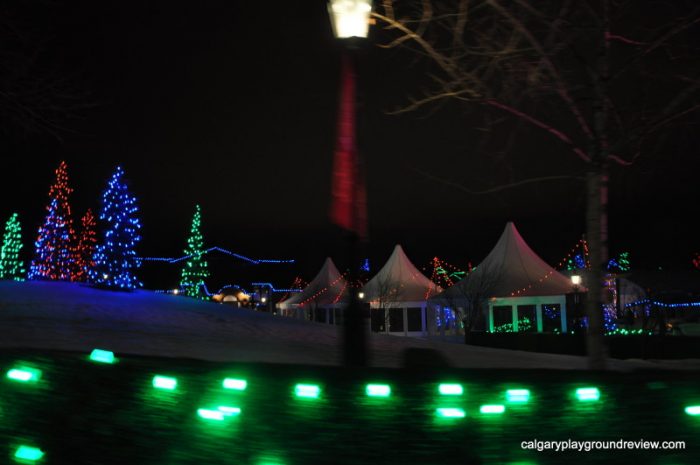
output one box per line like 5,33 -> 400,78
0,369 -> 610,407
6,359 -> 697,419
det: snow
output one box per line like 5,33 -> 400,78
1,281 -> 697,371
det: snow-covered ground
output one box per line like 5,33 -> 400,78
1,281 -> 698,371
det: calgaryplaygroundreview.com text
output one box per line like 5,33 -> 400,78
521,439 -> 687,452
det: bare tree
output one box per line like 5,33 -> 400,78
374,0 -> 699,368
433,264 -> 502,340
371,275 -> 404,332
0,2 -> 91,141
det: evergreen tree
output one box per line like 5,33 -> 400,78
74,208 -> 97,282
0,213 -> 25,281
89,166 -> 142,290
29,161 -> 77,280
179,204 -> 210,299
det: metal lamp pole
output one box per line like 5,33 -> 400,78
327,0 -> 373,367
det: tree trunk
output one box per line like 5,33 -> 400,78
584,168 -> 609,370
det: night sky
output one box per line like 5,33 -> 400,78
2,0 -> 699,289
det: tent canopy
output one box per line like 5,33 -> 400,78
362,244 -> 440,303
277,257 -> 348,309
432,222 -> 578,304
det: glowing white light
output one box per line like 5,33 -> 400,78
328,0 -> 373,39
571,275 -> 582,285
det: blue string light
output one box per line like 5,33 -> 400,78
250,282 -> 303,293
625,298 -> 700,309
360,258 -> 370,273
140,246 -> 294,265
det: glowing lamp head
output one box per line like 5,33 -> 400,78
571,275 -> 582,286
358,292 -> 365,299
328,0 -> 373,39
261,297 -> 267,303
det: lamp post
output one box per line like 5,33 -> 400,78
571,274 -> 582,328
328,0 -> 373,367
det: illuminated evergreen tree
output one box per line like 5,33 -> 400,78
29,161 -> 77,281
0,213 -> 25,281
179,204 -> 209,299
89,166 -> 142,290
73,208 -> 97,282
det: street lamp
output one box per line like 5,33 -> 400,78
328,0 -> 373,367
571,274 -> 582,288
571,275 -> 582,326
328,0 -> 373,39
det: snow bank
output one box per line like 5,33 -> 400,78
1,281 -> 696,371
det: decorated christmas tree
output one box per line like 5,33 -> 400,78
89,166 -> 142,290
73,209 -> 97,282
29,161 -> 77,281
179,204 -> 210,299
0,213 -> 25,281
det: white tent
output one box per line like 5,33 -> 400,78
361,244 -> 440,336
277,257 -> 349,324
431,222 -> 579,334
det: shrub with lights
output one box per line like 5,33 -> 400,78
0,213 -> 25,281
88,166 -> 142,290
29,161 -> 78,281
179,204 -> 210,299
74,209 -> 97,282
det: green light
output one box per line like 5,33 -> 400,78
294,383 -> 321,399
7,367 -> 42,383
480,404 -> 505,414
152,375 -> 177,390
197,406 -> 241,421
366,384 -> 391,397
436,407 -> 466,418
197,408 -> 225,421
575,387 -> 600,401
685,406 -> 700,416
14,445 -> 44,462
89,349 -> 116,364
438,383 -> 463,395
506,389 -> 530,403
217,406 -> 242,416
223,378 -> 247,390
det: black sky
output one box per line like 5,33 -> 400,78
2,0 -> 699,288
